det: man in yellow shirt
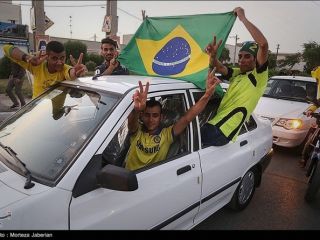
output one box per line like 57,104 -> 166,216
203,7 -> 269,146
305,66 -> 320,116
125,72 -> 221,171
3,41 -> 87,98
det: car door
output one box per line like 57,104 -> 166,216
69,90 -> 202,230
189,90 -> 254,223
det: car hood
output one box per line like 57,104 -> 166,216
0,162 -> 50,209
255,97 -> 310,119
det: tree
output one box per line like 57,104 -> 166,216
278,53 -> 302,70
302,41 -> 320,73
88,53 -> 104,66
219,47 -> 230,64
64,40 -> 88,65
268,51 -> 277,69
85,60 -> 97,72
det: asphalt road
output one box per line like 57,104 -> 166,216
194,146 -> 320,230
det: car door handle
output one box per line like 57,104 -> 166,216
177,165 -> 192,176
240,140 -> 248,147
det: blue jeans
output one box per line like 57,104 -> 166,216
201,123 -> 229,147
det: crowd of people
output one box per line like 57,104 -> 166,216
1,7 -> 318,171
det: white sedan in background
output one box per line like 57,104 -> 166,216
255,75 -> 317,149
0,75 -> 272,230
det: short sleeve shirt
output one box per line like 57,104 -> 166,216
125,126 -> 174,171
208,61 -> 268,142
3,44 -> 72,98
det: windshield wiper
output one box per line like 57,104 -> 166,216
0,142 -> 35,189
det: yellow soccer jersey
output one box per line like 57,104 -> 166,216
209,62 -> 268,142
125,126 -> 174,171
308,67 -> 320,112
3,44 -> 72,98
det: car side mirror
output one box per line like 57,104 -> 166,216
97,164 -> 138,191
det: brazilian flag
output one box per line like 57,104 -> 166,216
118,11 -> 236,95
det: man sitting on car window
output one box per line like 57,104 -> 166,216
202,7 -> 269,146
125,74 -> 221,171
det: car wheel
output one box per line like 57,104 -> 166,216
305,161 -> 320,203
228,168 -> 256,211
300,128 -> 316,156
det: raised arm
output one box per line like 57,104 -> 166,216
5,44 -> 47,66
128,81 -> 150,133
205,36 -> 228,76
234,7 -> 269,66
173,71 -> 221,136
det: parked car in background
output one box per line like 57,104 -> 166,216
0,76 -> 273,230
255,75 -> 317,150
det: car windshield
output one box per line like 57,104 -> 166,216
263,78 -> 317,103
0,85 -> 120,185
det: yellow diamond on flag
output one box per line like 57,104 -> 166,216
136,25 -> 209,78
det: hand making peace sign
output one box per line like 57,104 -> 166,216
132,81 -> 150,112
205,35 -> 222,59
70,53 -> 88,78
28,51 -> 48,66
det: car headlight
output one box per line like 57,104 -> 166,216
275,118 -> 303,130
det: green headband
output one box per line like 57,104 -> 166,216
239,42 -> 259,57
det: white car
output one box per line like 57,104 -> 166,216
0,75 -> 272,230
255,75 -> 317,148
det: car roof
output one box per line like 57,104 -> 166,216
63,75 -> 197,94
270,75 -> 316,83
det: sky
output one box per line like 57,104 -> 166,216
11,0 -> 320,54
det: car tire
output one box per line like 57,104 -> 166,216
301,129 -> 316,159
228,167 -> 256,211
305,161 -> 320,203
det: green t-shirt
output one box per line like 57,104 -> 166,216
125,125 -> 174,171
208,62 -> 268,142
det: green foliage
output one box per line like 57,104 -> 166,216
0,56 -> 11,79
268,51 -> 277,69
88,53 -> 104,66
85,60 -> 97,72
64,40 -> 88,65
302,41 -> 320,73
219,47 -> 230,63
278,53 -> 301,70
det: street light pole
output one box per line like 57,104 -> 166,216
106,0 -> 118,37
233,34 -> 239,65
275,44 -> 280,68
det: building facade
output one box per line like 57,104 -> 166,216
0,1 -> 29,58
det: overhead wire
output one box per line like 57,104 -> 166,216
6,1 -> 142,21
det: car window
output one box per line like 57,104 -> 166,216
246,115 -> 257,131
0,85 -> 120,184
102,93 -> 190,173
264,78 -> 316,102
193,92 -> 222,128
102,120 -> 130,168
238,124 -> 247,135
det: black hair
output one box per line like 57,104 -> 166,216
46,41 -> 65,53
146,99 -> 162,114
101,37 -> 118,49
